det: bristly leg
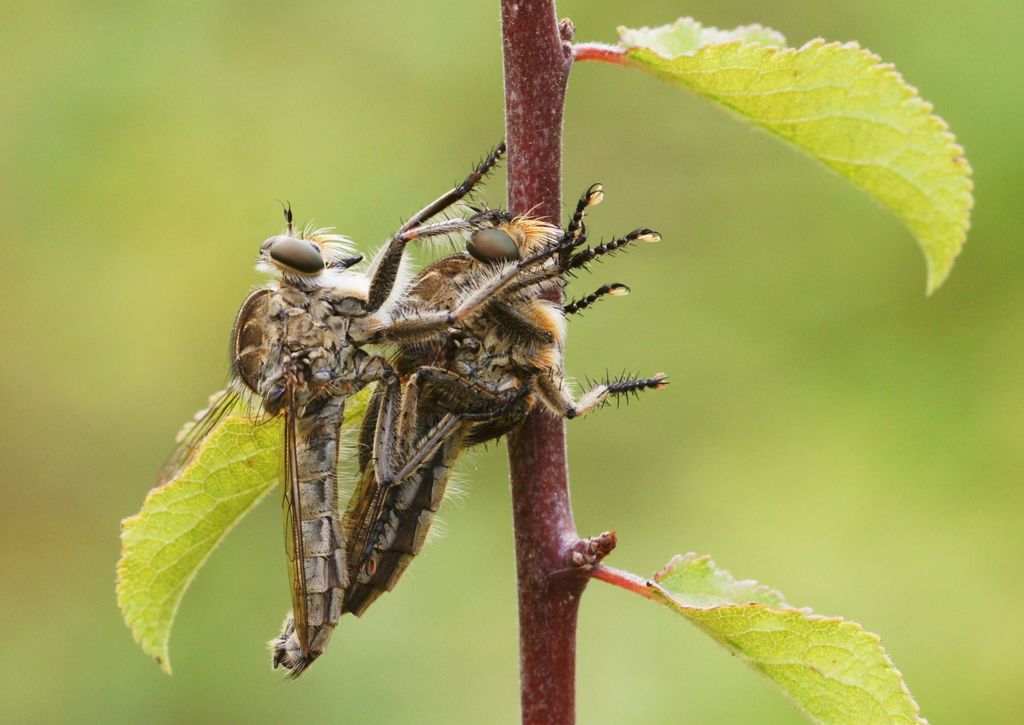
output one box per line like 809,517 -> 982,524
603,371 -> 670,402
365,142 -> 507,313
398,142 -> 507,235
563,183 -> 603,243
558,183 -> 603,268
566,228 -> 660,272
566,372 -> 669,418
563,283 -> 629,315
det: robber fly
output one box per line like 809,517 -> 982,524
156,145 -> 513,677
340,184 -> 668,616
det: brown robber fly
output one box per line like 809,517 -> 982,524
156,146 -> 514,676
339,183 -> 668,616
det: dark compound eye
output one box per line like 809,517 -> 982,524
467,228 -> 521,264
264,236 -> 325,274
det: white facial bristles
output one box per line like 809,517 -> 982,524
305,228 -> 357,261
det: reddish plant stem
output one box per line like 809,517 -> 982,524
572,42 -> 631,66
500,2 -> 579,724
591,565 -> 661,603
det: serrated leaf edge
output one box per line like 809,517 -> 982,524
647,553 -> 927,725
615,31 -> 973,293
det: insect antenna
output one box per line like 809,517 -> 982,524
278,200 -> 295,235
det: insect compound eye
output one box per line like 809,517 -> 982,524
263,235 -> 325,274
467,227 -> 521,265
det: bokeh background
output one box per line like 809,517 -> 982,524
1,0 -> 1020,722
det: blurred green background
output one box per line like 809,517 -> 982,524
0,0 -> 1020,722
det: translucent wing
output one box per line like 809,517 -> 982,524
281,388 -> 310,655
341,414 -> 465,616
341,461 -> 385,583
155,385 -> 249,487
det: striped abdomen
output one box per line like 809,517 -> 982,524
342,426 -> 466,617
271,395 -> 348,676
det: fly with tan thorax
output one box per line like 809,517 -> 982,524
340,181 -> 669,617
158,146 -> 518,678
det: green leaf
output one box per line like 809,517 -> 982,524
620,17 -> 786,54
610,17 -> 973,294
649,553 -> 926,725
117,387 -> 372,674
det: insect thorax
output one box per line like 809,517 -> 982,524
232,284 -> 366,411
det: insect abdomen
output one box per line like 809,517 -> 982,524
271,397 -> 348,676
343,430 -> 464,617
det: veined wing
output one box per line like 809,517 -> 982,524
281,387 -> 310,656
341,460 -> 384,583
341,415 -> 466,616
155,384 -> 253,487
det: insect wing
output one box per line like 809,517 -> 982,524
155,387 -> 245,487
341,461 -> 384,584
281,392 -> 310,656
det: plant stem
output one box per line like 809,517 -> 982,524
572,42 -> 630,66
500,2 -> 578,724
591,565 -> 661,602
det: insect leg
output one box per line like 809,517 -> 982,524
563,283 -> 630,315
357,380 -> 387,472
396,142 -> 505,235
534,369 -> 669,420
558,183 -> 604,268
564,228 -> 661,273
381,369 -> 532,487
379,366 -> 511,487
448,258 -> 560,323
342,418 -> 467,616
344,371 -> 528,616
363,144 -> 506,312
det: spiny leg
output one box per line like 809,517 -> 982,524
558,183 -> 604,267
564,283 -> 630,315
375,366 -> 521,487
364,144 -> 505,312
534,368 -> 668,420
397,142 -> 506,235
377,243 -> 568,347
342,418 -> 469,616
564,228 -> 660,274
353,413 -> 461,575
357,381 -> 387,472
483,221 -> 650,304
564,183 -> 604,243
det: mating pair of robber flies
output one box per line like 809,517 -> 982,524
156,143 -> 667,677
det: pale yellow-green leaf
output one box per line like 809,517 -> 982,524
649,553 -> 926,725
117,387 -> 372,674
620,16 -> 786,54
613,17 -> 973,293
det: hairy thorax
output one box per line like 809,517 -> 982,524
233,284 -> 367,411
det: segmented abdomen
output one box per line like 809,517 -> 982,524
271,396 -> 348,676
342,426 -> 465,617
